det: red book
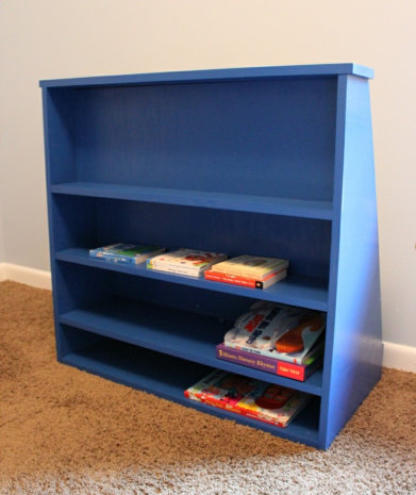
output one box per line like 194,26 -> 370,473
216,343 -> 322,382
204,268 -> 287,289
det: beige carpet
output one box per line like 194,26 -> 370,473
0,280 -> 415,495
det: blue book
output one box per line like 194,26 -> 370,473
89,243 -> 165,264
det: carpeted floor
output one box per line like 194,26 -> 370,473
0,281 -> 415,495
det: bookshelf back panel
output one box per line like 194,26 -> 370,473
48,77 -> 337,201
99,200 -> 331,281
55,261 -> 256,321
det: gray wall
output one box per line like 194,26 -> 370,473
0,0 -> 415,347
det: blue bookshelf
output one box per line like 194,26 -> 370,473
40,64 -> 382,449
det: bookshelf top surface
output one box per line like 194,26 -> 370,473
39,63 -> 373,88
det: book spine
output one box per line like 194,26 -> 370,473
147,263 -> 201,277
187,392 -> 287,428
276,361 -> 306,381
91,252 -> 137,264
259,269 -> 287,288
205,269 -> 286,289
216,344 -> 309,382
235,408 -> 286,428
187,392 -> 243,415
205,271 -> 259,288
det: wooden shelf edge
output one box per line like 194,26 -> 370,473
51,182 -> 334,221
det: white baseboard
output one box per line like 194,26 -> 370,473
0,262 -> 415,373
383,341 -> 416,373
0,262 -> 52,290
0,263 -> 6,282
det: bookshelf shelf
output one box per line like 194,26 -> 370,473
59,297 -> 324,396
56,248 -> 329,311
51,182 -> 334,220
62,339 -> 321,447
41,64 -> 382,449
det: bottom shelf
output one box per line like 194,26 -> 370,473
61,329 -> 321,447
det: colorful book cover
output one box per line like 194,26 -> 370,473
89,243 -> 165,264
236,383 -> 310,428
184,370 -> 258,413
216,342 -> 323,381
224,303 -> 299,355
210,255 -> 289,279
184,370 -> 310,428
146,263 -> 205,278
272,313 -> 325,363
204,268 -> 287,289
223,302 -> 325,364
147,249 -> 227,276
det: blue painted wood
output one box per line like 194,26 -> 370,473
41,88 -> 63,358
49,78 -> 337,202
42,89 -> 77,184
39,63 -> 373,88
53,198 -> 331,281
40,64 -> 381,449
59,298 -> 323,396
61,337 -> 321,447
319,75 -> 382,448
56,248 -> 329,311
41,88 -> 91,359
51,182 -> 333,220
318,75 -> 349,447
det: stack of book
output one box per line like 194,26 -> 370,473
184,370 -> 310,428
147,248 -> 227,278
89,243 -> 165,264
204,255 -> 289,289
216,301 -> 325,381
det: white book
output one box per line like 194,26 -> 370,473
147,249 -> 227,274
148,264 -> 203,278
211,255 -> 289,279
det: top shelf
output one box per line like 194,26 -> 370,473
51,182 -> 333,220
39,63 -> 374,88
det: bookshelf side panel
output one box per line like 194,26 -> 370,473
43,88 -> 78,183
42,88 -> 63,359
325,76 -> 383,447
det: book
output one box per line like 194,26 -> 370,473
275,313 -> 324,354
204,267 -> 287,289
209,255 -> 289,279
147,249 -> 227,277
89,243 -> 165,264
223,303 -> 298,355
184,369 -> 258,413
223,301 -> 325,364
236,382 -> 310,428
184,370 -> 310,428
216,342 -> 323,381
